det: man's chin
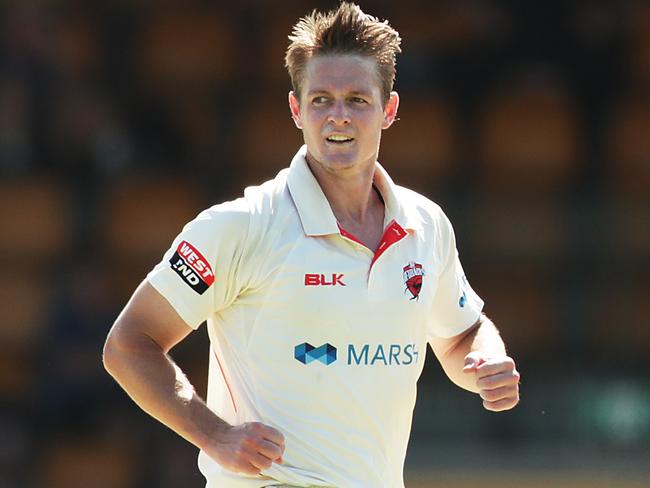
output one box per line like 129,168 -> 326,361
320,158 -> 358,173
307,149 -> 357,172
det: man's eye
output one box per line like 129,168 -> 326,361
352,97 -> 367,104
312,96 -> 328,104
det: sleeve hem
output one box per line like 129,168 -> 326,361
148,274 -> 204,330
431,301 -> 484,339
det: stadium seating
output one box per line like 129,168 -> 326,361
627,2 -> 650,84
592,279 -> 650,357
0,178 -> 71,264
472,271 -> 561,359
258,2 -> 311,85
135,8 -> 234,96
606,93 -> 650,199
51,12 -> 99,81
380,94 -> 458,197
469,198 -> 569,262
101,177 -> 201,259
39,437 -> 137,488
0,179 -> 69,397
100,177 -> 202,300
386,2 -> 499,49
234,93 -> 303,186
476,72 -> 581,195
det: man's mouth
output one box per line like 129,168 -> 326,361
326,134 -> 354,144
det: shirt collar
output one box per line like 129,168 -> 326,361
286,145 -> 424,237
372,159 -> 424,232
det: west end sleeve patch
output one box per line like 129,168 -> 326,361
169,240 -> 215,294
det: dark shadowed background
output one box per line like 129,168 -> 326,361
0,1 -> 648,487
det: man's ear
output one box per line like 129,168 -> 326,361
288,91 -> 302,129
382,91 -> 400,129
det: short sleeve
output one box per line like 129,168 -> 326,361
427,212 -> 484,339
147,198 -> 252,329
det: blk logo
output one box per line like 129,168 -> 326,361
294,343 -> 337,365
304,273 -> 346,286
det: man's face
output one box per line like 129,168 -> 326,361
289,54 -> 398,175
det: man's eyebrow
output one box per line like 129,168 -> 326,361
305,89 -> 330,96
349,90 -> 372,97
305,89 -> 373,97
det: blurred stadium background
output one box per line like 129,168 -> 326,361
0,0 -> 648,487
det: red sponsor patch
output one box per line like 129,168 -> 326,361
176,241 -> 214,285
169,240 -> 214,294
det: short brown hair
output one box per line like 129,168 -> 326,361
285,2 -> 402,105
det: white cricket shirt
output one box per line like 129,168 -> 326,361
148,145 -> 484,488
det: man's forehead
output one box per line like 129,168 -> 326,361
302,54 -> 381,95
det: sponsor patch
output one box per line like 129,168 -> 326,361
403,261 -> 424,300
169,240 -> 214,294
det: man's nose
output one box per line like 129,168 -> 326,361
327,101 -> 351,125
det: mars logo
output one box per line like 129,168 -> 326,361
403,261 -> 424,300
295,343 -> 337,365
169,241 -> 215,295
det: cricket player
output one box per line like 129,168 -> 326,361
103,3 -> 520,487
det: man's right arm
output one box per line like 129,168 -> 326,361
102,280 -> 284,475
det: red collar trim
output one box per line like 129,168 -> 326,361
338,220 -> 408,270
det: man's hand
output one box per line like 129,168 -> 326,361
463,352 -> 520,412
206,422 -> 285,475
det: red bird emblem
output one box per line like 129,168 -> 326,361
403,261 -> 425,300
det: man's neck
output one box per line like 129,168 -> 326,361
306,155 -> 380,220
305,153 -> 385,250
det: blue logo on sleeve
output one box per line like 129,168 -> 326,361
459,291 -> 467,308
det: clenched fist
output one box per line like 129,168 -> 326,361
463,352 -> 520,412
206,421 -> 285,475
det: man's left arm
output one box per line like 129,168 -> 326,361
429,313 -> 520,412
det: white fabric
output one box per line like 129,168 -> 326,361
148,145 -> 484,488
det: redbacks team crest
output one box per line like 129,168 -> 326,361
403,261 -> 424,300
